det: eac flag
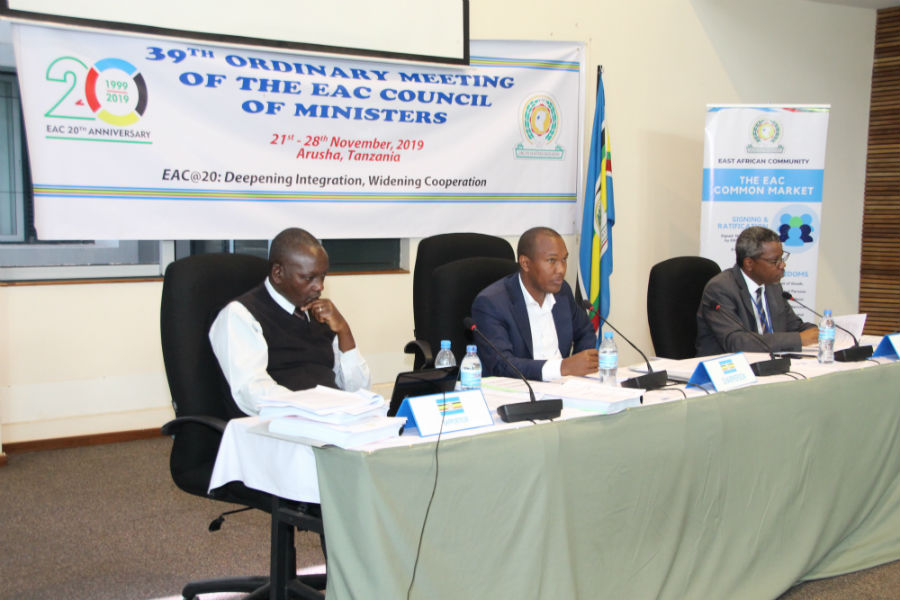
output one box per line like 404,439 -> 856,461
578,71 -> 615,330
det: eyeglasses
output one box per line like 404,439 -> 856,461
756,251 -> 790,266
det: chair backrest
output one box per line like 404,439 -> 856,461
646,256 -> 722,359
160,253 -> 269,497
413,233 -> 515,349
430,256 -> 519,364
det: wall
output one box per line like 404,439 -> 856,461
0,0 -> 877,443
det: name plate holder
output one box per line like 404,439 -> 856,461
873,334 -> 900,360
688,353 -> 757,392
395,389 -> 494,437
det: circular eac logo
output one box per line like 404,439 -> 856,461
752,119 -> 781,144
84,58 -> 148,126
521,94 -> 560,147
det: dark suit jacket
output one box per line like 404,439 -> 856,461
695,265 -> 816,356
471,273 -> 597,380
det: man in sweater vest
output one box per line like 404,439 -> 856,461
209,227 -> 370,415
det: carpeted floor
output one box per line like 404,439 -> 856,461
0,436 -> 896,599
0,436 -> 324,600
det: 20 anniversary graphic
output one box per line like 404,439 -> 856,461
42,55 -> 152,143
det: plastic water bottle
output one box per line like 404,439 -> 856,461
434,339 -> 457,368
459,345 -> 482,390
598,331 -> 618,385
818,309 -> 835,364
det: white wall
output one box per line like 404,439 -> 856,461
0,0 -> 877,443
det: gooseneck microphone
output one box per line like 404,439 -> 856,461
463,317 -> 562,423
781,292 -> 873,362
704,301 -> 791,376
579,300 -> 668,390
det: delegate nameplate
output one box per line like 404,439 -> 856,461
688,353 -> 757,391
395,389 -> 493,437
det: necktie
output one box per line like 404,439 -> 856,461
293,307 -> 308,322
754,287 -> 772,333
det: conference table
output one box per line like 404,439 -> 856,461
210,355 -> 900,600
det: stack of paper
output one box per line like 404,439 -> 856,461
534,378 -> 642,415
258,386 -> 406,448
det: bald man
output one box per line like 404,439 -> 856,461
209,227 -> 370,415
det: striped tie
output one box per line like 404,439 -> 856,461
754,287 -> 772,333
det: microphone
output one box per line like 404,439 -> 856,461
579,299 -> 668,390
781,292 -> 873,362
704,301 -> 791,376
463,317 -> 562,423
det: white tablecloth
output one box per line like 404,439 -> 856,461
209,345 -> 892,503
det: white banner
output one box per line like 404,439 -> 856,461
12,24 -> 585,239
700,105 -> 830,321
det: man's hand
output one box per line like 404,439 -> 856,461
560,348 -> 599,377
301,298 -> 357,351
800,327 -> 819,347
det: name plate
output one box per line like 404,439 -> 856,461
395,389 -> 494,437
688,353 -> 757,391
873,334 -> 900,360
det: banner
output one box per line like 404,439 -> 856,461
12,24 -> 585,240
700,105 -> 829,321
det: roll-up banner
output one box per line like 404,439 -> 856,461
700,105 -> 830,321
12,23 -> 585,240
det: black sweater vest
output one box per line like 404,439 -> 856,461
237,283 -> 337,391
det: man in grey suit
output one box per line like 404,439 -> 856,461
695,226 -> 817,356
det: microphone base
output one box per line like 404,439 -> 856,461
835,345 -> 873,362
751,357 -> 791,377
498,399 -> 563,423
621,370 -> 668,390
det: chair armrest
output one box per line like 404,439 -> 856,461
404,339 -> 434,370
161,415 -> 228,436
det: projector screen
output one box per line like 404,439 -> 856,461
1,0 -> 468,64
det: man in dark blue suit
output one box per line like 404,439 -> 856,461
471,227 -> 598,380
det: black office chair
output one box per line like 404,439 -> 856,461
428,256 -> 520,365
406,233 -> 515,367
160,253 -> 326,600
646,256 -> 722,359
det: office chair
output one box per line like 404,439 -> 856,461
427,256 -> 519,365
646,256 -> 721,359
406,233 -> 515,368
160,252 -> 326,600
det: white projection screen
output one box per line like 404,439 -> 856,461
1,0 -> 469,64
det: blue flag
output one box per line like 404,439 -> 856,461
578,72 -> 615,329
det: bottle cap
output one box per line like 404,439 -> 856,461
824,309 -> 832,316
604,331 -> 613,339
440,339 -> 451,349
466,344 -> 477,353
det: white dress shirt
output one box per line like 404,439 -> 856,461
208,278 -> 370,415
740,269 -> 770,334
517,274 -> 563,381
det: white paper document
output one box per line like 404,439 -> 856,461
267,415 -> 406,449
533,378 -> 642,414
257,386 -> 386,424
833,314 -> 867,349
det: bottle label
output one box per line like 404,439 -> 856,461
460,370 -> 481,388
598,354 -> 617,369
818,327 -> 835,341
